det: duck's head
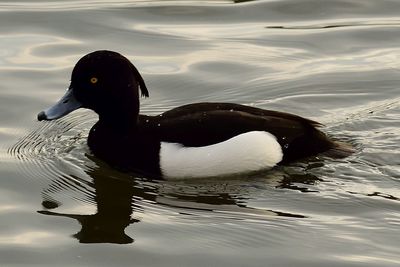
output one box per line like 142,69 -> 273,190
38,50 -> 148,125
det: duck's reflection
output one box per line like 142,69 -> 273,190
38,166 -> 148,244
38,160 -> 316,244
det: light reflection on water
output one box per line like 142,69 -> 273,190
0,34 -> 80,69
1,0 -> 400,266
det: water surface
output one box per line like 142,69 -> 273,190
1,0 -> 400,266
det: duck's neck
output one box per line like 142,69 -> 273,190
97,103 -> 139,132
94,82 -> 141,132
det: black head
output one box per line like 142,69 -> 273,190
71,50 -> 148,112
38,50 -> 148,126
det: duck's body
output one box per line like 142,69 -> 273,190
38,50 -> 353,179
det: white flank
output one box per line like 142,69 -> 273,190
159,131 -> 283,180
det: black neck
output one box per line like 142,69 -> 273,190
98,112 -> 139,132
95,84 -> 140,132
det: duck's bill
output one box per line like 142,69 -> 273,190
37,88 -> 82,121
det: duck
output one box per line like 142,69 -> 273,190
38,50 -> 353,179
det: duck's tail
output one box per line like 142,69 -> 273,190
324,141 -> 356,159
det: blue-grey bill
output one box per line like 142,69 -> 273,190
37,88 -> 82,121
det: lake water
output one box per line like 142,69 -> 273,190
1,0 -> 400,266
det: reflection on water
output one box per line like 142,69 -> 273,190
34,141 -> 309,244
0,34 -> 79,70
39,170 -> 140,244
1,0 -> 400,266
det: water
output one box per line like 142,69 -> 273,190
1,0 -> 400,266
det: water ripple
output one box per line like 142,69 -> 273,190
8,111 -> 96,204
1,0 -> 400,262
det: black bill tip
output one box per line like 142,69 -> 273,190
37,111 -> 47,121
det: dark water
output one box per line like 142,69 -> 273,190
1,0 -> 400,266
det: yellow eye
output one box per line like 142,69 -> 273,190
90,77 -> 98,84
